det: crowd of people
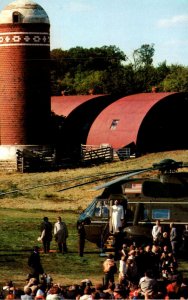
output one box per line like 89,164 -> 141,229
1,212 -> 188,300
1,238 -> 188,300
102,242 -> 187,299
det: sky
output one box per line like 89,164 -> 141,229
0,0 -> 188,66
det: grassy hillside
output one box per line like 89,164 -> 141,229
0,150 -> 187,288
0,150 -> 188,212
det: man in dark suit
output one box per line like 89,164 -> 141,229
77,221 -> 86,257
28,246 -> 44,282
40,217 -> 53,253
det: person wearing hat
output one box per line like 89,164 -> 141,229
28,246 -> 44,283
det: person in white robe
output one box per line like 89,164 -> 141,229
111,200 -> 124,233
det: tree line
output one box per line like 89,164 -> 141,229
50,44 -> 188,96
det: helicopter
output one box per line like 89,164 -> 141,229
77,158 -> 188,250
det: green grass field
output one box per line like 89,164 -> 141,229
0,150 -> 187,289
0,209 -> 106,288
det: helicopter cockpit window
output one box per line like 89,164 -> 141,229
94,200 -> 109,218
152,209 -> 170,220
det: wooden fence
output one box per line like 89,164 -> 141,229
16,144 -> 134,172
16,147 -> 56,172
81,144 -> 113,164
114,147 -> 132,160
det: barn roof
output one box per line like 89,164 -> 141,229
51,94 -> 120,156
86,92 -> 178,149
51,95 -> 104,117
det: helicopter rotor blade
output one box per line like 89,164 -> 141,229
92,159 -> 188,191
57,170 -> 137,192
1,159 -> 187,197
92,168 -> 152,190
0,169 -> 136,196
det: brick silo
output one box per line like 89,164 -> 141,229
0,0 -> 51,148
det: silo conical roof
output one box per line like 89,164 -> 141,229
0,0 -> 49,24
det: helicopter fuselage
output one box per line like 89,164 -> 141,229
79,171 -> 188,247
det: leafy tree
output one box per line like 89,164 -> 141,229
133,44 -> 155,69
74,71 -> 105,94
155,61 -> 170,82
154,61 -> 171,91
59,72 -> 76,95
132,44 -> 156,92
50,46 -> 127,95
51,48 -> 67,77
162,65 -> 188,92
50,44 -> 187,95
